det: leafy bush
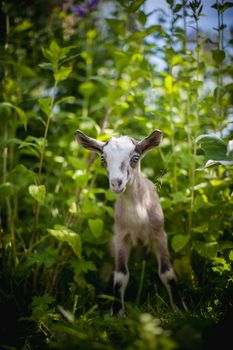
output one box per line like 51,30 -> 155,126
0,0 -> 232,349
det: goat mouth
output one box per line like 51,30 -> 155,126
111,187 -> 125,194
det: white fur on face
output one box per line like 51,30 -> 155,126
103,136 -> 136,193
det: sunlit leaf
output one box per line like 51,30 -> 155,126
54,66 -> 72,84
28,184 -> 46,204
48,225 -> 82,258
15,20 -> 32,32
79,81 -> 96,96
193,241 -> 218,258
88,218 -> 104,238
39,97 -> 51,116
172,234 -> 190,253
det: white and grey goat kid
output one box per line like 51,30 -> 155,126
76,129 -> 187,315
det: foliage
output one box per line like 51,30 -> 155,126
0,0 -> 232,349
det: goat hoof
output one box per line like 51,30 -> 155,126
111,302 -> 125,317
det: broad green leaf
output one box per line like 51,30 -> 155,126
19,136 -> 46,153
0,182 -> 18,197
39,97 -> 51,116
79,81 -> 96,97
15,20 -> 32,32
13,64 -> 36,77
48,225 -> 82,258
127,0 -> 145,12
212,49 -> 225,64
164,75 -> 173,94
41,47 -> 56,64
72,171 -> 90,188
8,164 -> 36,189
172,55 -> 183,65
193,224 -> 209,233
88,218 -> 104,238
71,260 -> 97,274
196,134 -> 233,168
0,137 -> 22,149
171,192 -> 189,204
54,66 -> 72,84
28,184 -> 46,204
193,241 -> 218,258
0,102 -> 27,129
26,248 -> 59,268
106,19 -> 126,35
172,234 -> 190,253
49,40 -> 60,56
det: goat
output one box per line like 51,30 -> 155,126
75,129 -> 187,315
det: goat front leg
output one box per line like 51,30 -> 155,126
111,233 -> 131,316
152,231 -> 187,311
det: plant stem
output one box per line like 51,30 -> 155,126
31,83 -> 57,246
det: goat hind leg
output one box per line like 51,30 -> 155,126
153,233 -> 187,311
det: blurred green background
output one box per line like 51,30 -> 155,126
0,1 -> 232,349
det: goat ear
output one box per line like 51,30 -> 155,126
75,130 -> 105,154
135,129 -> 162,155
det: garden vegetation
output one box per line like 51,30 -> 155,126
0,0 -> 232,349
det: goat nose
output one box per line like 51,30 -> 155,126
111,179 -> 122,188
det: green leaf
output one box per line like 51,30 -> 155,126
55,96 -> 76,105
39,97 -> 51,116
172,234 -> 190,253
127,0 -> 145,12
41,47 -> 56,64
15,20 -> 32,32
222,2 -> 233,12
8,164 -> 36,189
229,250 -> 233,261
193,241 -> 218,258
79,81 -> 96,97
106,19 -> 126,35
28,184 -> 46,204
90,76 -> 109,87
48,225 -> 82,258
39,62 -> 54,72
0,102 -> 27,129
49,40 -> 60,56
71,260 -> 97,274
0,182 -> 18,198
171,192 -> 190,204
54,66 -> 72,84
88,218 -> 104,238
212,49 -> 225,64
196,134 -> 233,167
164,75 -> 173,94
174,3 -> 183,12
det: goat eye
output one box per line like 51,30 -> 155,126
132,155 -> 139,162
130,155 -> 140,167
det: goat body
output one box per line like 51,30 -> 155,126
76,129 -> 187,314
